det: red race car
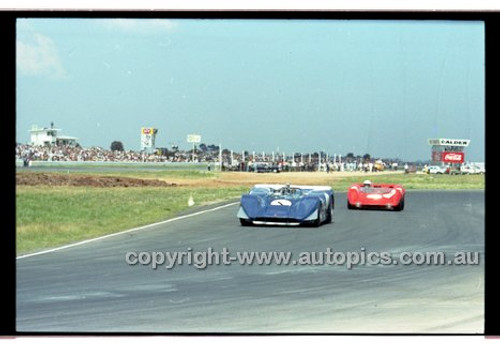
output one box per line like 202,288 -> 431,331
347,180 -> 405,211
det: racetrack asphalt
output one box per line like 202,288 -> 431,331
16,190 -> 484,333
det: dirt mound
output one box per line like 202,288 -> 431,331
16,173 -> 177,188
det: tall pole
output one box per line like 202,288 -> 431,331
219,143 -> 222,171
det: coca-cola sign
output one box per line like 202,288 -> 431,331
442,152 -> 464,163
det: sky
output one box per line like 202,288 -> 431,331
16,18 -> 485,161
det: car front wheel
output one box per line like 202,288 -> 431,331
240,218 -> 252,226
325,199 -> 333,223
395,198 -> 405,211
313,203 -> 323,227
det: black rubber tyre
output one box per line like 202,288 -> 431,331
240,218 -> 252,226
325,199 -> 333,224
395,198 -> 405,211
313,203 -> 322,227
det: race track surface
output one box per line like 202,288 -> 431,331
16,191 -> 484,333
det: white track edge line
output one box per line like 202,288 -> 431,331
17,202 -> 239,260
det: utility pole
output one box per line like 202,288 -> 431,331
219,143 -> 222,171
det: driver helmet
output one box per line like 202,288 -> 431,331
363,180 -> 372,187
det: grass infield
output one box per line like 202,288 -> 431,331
16,170 -> 484,255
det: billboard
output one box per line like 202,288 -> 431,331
442,152 -> 465,163
187,134 -> 201,143
428,138 -> 470,147
141,127 -> 158,150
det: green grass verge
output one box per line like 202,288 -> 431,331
329,173 -> 485,191
16,185 -> 247,255
16,171 -> 484,255
83,169 -> 218,179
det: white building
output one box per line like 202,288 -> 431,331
29,124 -> 78,146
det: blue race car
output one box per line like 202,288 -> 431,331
237,184 -> 334,226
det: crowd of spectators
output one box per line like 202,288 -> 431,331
16,143 -> 404,173
15,144 -> 200,163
